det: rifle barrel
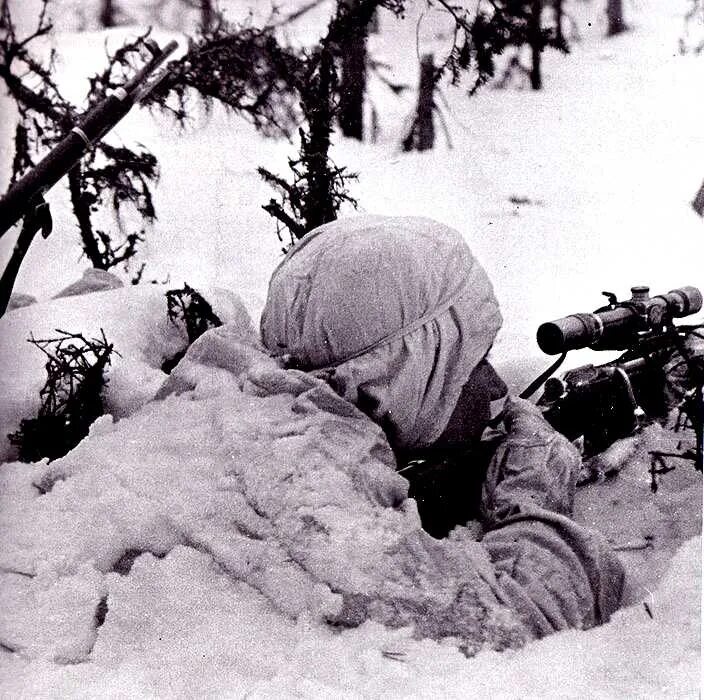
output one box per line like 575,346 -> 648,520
125,39 -> 178,101
0,40 -> 178,240
0,95 -> 133,237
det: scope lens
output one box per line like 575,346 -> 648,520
536,323 -> 566,355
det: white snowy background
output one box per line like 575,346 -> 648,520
0,0 -> 702,696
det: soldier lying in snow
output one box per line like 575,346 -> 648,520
261,214 -> 626,638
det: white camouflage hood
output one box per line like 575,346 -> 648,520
261,215 -> 502,449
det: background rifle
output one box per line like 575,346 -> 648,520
527,285 -> 703,469
0,39 -> 178,319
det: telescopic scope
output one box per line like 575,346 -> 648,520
536,285 -> 703,354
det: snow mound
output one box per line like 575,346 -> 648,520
574,421 -> 703,605
7,293 -> 37,311
0,283 -> 255,463
1,528 -> 698,696
53,268 -> 124,299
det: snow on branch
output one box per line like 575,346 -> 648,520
9,329 -> 115,463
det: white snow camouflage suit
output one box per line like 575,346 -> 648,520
261,214 -> 625,643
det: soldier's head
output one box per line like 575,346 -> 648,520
261,215 -> 506,451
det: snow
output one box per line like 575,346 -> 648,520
0,284 -> 255,463
53,268 -> 124,298
0,0 -> 702,696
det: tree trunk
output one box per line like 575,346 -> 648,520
337,0 -> 370,141
529,0 -> 543,90
0,0 -> 9,29
339,32 -> 367,140
302,49 -> 336,232
693,179 -> 704,217
553,0 -> 564,45
99,0 -> 117,28
606,0 -> 626,36
369,7 -> 380,33
402,54 -> 435,152
200,0 -> 213,33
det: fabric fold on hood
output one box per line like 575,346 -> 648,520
261,215 -> 502,449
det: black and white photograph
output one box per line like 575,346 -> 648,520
0,0 -> 702,696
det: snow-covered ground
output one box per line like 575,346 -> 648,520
0,0 -> 702,696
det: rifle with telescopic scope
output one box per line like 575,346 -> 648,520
0,38 -> 178,319
523,285 -> 703,470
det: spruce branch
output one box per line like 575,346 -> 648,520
143,25 -> 305,136
0,6 -> 160,273
8,329 -> 116,462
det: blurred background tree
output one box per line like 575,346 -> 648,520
605,0 -> 626,37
